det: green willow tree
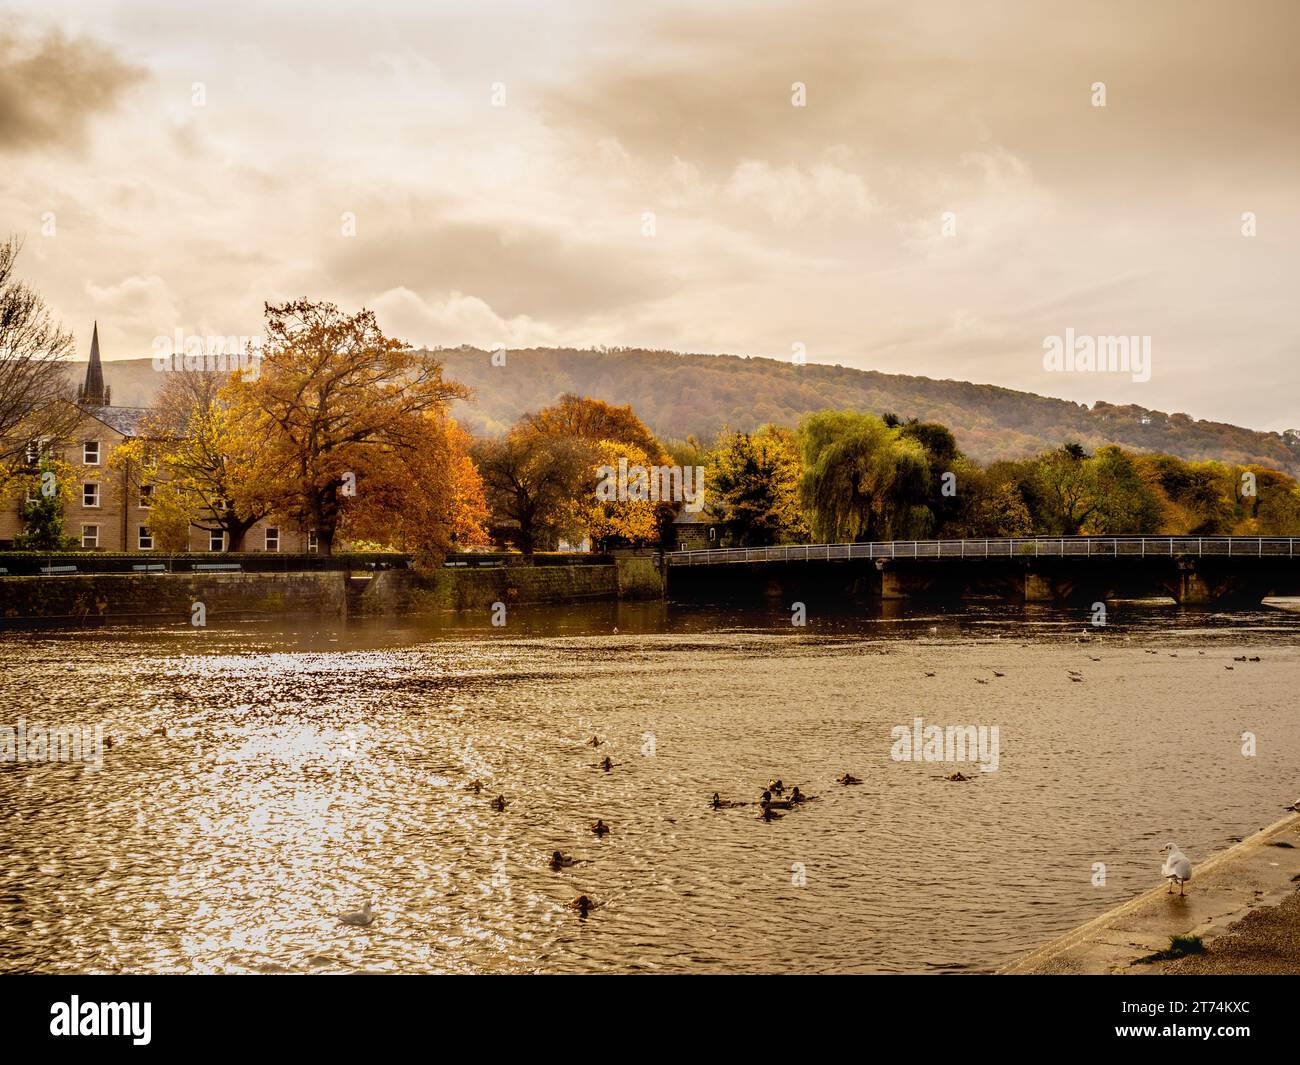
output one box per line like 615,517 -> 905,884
797,411 -> 933,542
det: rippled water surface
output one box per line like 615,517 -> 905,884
2,601 -> 1298,974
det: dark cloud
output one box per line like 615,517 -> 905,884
0,27 -> 146,152
322,212 -> 684,321
542,0 -> 1300,193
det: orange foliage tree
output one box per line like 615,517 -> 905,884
226,300 -> 477,557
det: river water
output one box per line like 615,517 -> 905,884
2,601 -> 1298,974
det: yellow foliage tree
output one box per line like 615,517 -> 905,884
570,439 -> 660,550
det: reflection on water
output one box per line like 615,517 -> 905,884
1,601 -> 1298,974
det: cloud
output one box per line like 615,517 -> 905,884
724,159 -> 876,228
367,287 -> 558,350
0,26 -> 145,152
322,210 -> 682,322
85,274 -> 181,348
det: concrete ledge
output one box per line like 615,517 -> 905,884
1000,811 -> 1300,974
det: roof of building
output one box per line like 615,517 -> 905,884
81,405 -> 153,436
672,508 -> 713,524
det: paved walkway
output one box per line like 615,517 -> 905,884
1001,811 -> 1300,974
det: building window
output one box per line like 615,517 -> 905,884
82,524 -> 99,549
209,530 -> 224,552
83,441 -> 100,465
139,484 -> 154,508
138,526 -> 154,551
82,483 -> 100,508
265,526 -> 280,552
307,531 -> 318,553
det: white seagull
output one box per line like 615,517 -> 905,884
1160,843 -> 1192,896
338,901 -> 374,927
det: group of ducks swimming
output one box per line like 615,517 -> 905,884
546,737 -> 617,916
708,776 -> 856,822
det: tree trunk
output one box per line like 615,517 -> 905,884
226,516 -> 257,552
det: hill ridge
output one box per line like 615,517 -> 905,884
72,349 -> 1300,474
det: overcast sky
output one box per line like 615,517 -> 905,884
3,0 -> 1297,430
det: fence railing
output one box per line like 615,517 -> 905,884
0,551 -> 612,577
666,536 -> 1300,566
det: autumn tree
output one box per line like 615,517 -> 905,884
473,430 -> 591,554
1136,454 -> 1236,534
341,413 -> 489,566
567,439 -> 661,550
707,425 -> 807,546
934,458 -> 1033,538
525,394 -> 667,462
1237,466 -> 1300,534
226,300 -> 468,555
111,369 -> 271,551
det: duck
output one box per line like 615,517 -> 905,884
591,819 -> 610,836
759,790 -> 792,810
571,894 -> 595,916
549,851 -> 578,870
490,795 -> 507,811
837,773 -> 862,785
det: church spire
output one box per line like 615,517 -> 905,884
78,321 -> 110,406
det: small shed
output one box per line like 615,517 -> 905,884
671,508 -> 719,550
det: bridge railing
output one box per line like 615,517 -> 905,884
666,536 -> 1300,566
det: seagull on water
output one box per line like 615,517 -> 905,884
1160,843 -> 1192,896
339,901 -> 374,926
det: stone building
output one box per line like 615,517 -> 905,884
0,324 -> 310,553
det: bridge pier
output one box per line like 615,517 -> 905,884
1023,570 -> 1055,603
876,560 -> 905,600
1177,560 -> 1212,605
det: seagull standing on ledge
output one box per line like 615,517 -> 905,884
1160,843 -> 1192,895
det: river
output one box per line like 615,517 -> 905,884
2,600 -> 1298,973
